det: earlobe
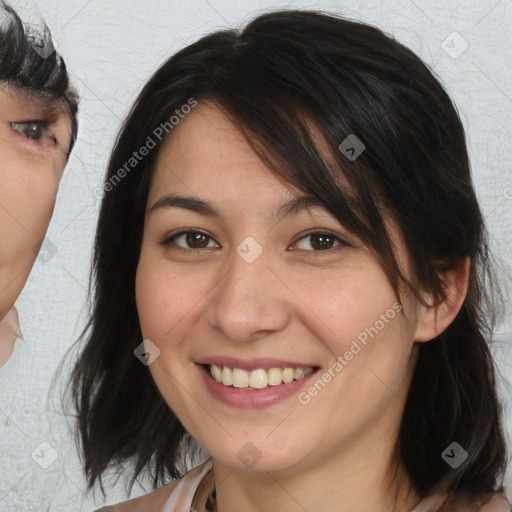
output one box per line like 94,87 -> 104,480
413,257 -> 471,342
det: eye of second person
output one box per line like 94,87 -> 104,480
11,121 -> 46,140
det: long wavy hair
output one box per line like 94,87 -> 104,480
64,9 -> 507,501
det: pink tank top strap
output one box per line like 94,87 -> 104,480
160,459 -> 213,512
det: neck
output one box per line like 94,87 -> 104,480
208,433 -> 420,512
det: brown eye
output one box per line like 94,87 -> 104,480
309,233 -> 335,250
162,230 -> 219,250
293,232 -> 344,252
185,232 -> 210,248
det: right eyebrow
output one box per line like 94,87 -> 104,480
149,195 -> 220,217
148,193 -> 324,221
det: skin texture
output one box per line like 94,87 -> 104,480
0,84 -> 71,366
134,103 -> 468,512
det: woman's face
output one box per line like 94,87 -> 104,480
136,103 -> 426,476
0,85 -> 71,319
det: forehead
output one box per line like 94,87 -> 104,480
158,103 -> 257,162
151,103 -> 297,196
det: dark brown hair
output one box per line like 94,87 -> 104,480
0,0 -> 78,153
64,9 -> 507,500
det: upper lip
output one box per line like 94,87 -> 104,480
196,357 -> 318,372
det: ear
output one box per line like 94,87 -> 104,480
413,257 -> 470,342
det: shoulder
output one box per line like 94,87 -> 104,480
472,491 -> 510,511
442,491 -> 511,512
95,481 -> 178,512
94,460 -> 213,512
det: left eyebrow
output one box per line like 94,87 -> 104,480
274,194 -> 324,222
148,193 -> 324,221
9,87 -> 63,121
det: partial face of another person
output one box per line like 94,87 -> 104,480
0,85 -> 71,319
135,103 -> 431,476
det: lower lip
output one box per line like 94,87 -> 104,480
198,364 -> 319,409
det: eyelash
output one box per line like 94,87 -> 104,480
10,120 -> 56,146
160,229 -> 348,255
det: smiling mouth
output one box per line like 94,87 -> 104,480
205,364 -> 316,390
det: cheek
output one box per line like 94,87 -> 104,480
288,263 -> 400,351
0,159 -> 60,265
135,254 -> 212,343
135,264 -> 166,340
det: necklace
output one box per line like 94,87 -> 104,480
205,487 -> 216,511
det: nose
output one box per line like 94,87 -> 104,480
206,246 -> 291,343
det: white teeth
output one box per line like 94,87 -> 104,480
232,368 -> 249,388
208,364 -> 314,390
212,364 -> 222,382
282,367 -> 294,383
249,369 -> 268,389
267,368 -> 283,386
294,368 -> 306,379
222,366 -> 232,386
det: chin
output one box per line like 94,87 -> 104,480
204,438 -> 310,474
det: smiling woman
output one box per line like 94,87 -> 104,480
68,9 -> 509,512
